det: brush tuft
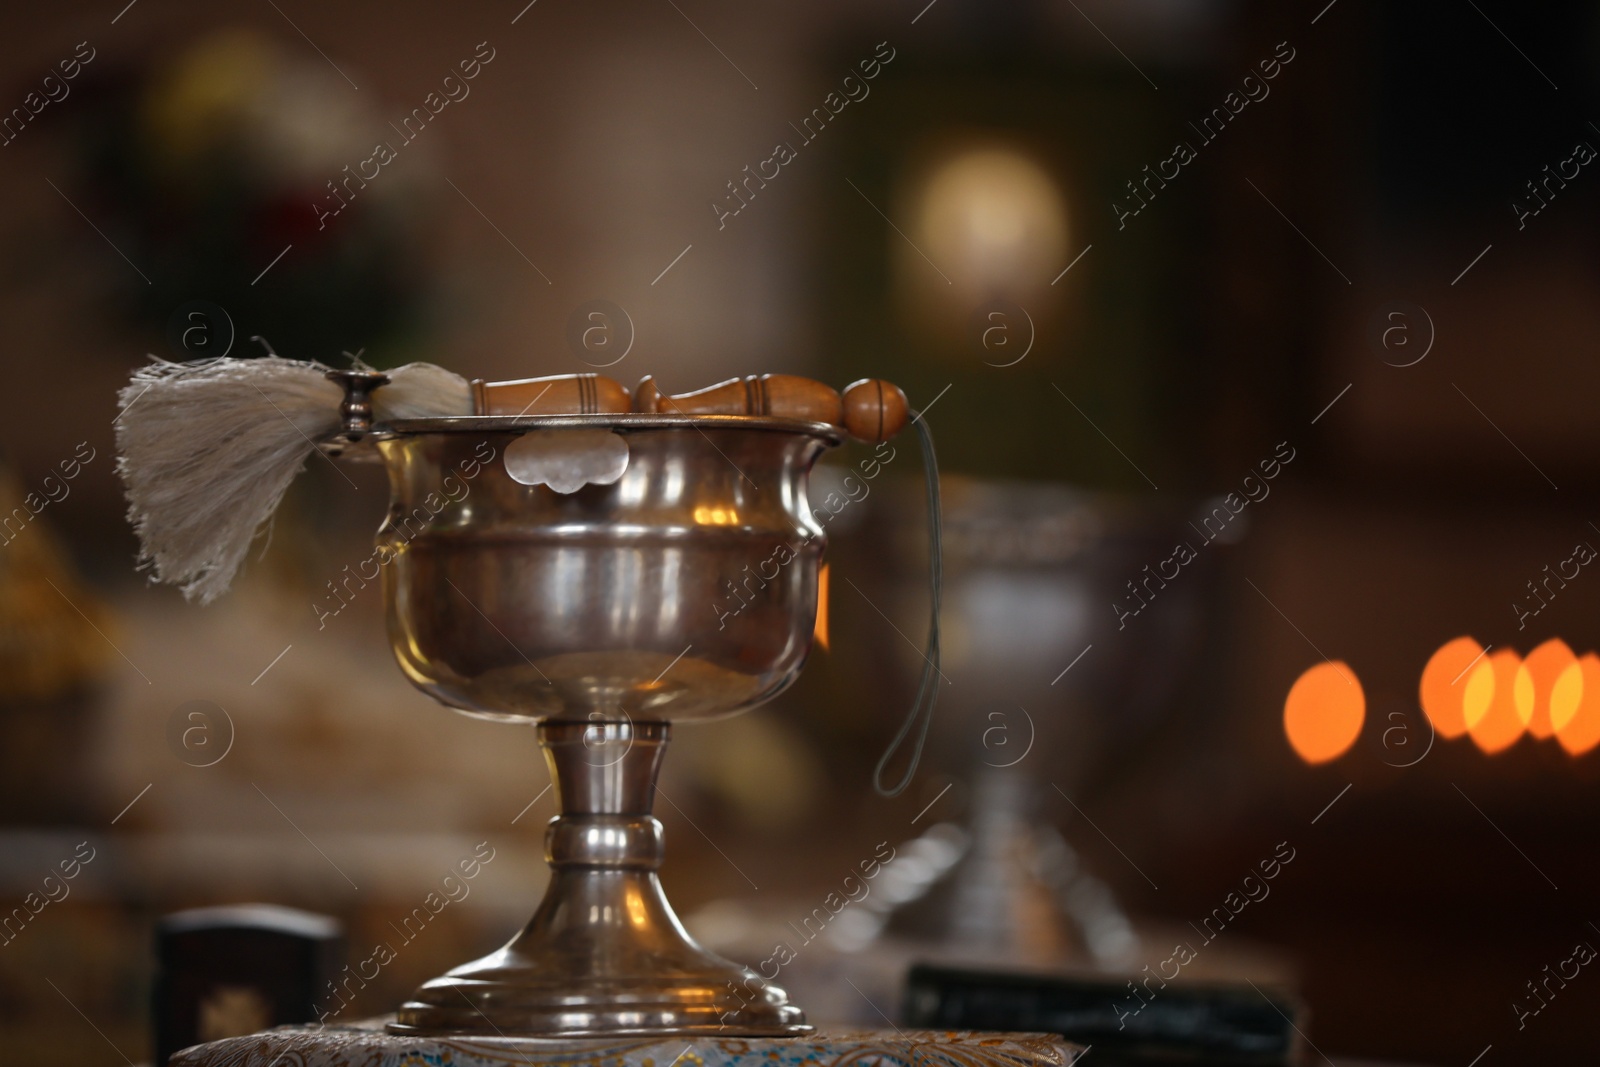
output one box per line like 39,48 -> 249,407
116,356 -> 470,603
377,362 -> 473,418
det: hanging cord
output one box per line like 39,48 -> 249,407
873,412 -> 942,797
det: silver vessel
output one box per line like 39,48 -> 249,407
345,413 -> 841,1036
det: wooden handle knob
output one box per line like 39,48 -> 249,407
632,376 -> 662,413
473,374 -> 631,416
841,379 -> 909,443
635,374 -> 845,426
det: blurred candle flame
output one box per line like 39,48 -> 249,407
1555,653 -> 1600,755
1467,649 -> 1530,753
1284,660 -> 1364,764
1419,636 -> 1487,739
1516,638 -> 1576,739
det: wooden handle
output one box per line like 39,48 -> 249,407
473,374 -> 631,416
633,374 -> 908,442
635,374 -> 843,425
473,371 -> 910,443
840,379 -> 909,444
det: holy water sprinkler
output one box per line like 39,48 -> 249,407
117,362 -> 940,1036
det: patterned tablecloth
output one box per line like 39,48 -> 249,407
168,1021 -> 1083,1067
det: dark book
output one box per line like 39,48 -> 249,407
154,904 -> 343,1064
903,963 -> 1302,1067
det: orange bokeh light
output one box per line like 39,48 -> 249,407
1419,636 -> 1488,739
1516,638 -> 1577,739
1555,653 -> 1600,756
1467,649 -> 1531,754
1285,660 -> 1365,764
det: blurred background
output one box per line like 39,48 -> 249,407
3,0 -> 1600,1062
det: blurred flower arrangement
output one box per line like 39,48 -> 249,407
69,27 -> 439,365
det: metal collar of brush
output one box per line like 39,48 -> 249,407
323,368 -> 391,453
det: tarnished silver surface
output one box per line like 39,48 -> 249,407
368,415 -> 837,1036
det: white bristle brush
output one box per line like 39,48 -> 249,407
116,356 -> 472,605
